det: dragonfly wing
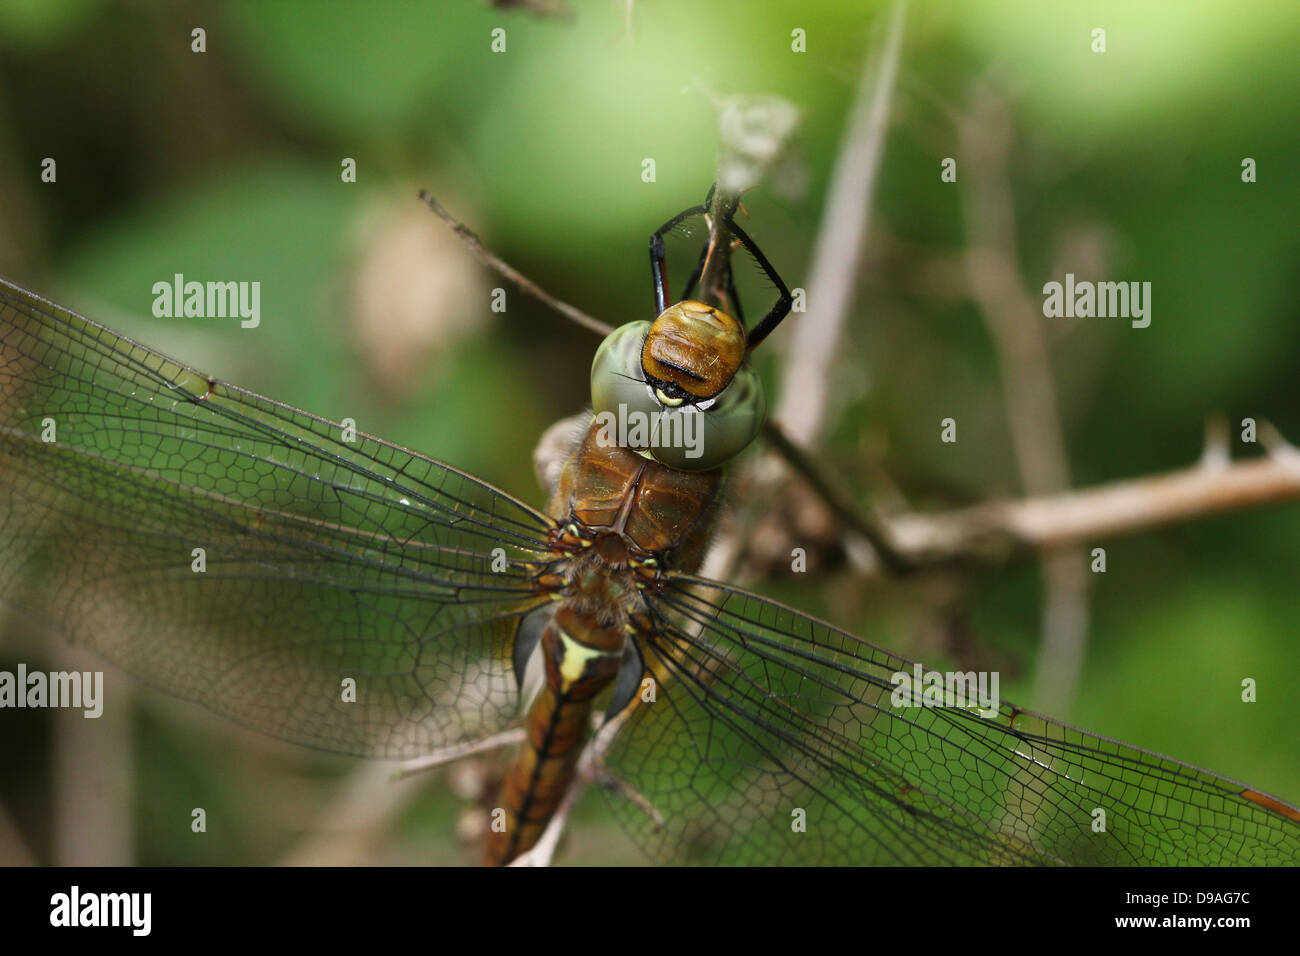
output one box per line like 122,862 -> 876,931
602,574 -> 1300,865
0,278 -> 555,758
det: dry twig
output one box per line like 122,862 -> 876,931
889,440 -> 1300,560
773,0 -> 908,447
417,191 -> 612,337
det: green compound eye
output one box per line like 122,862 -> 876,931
590,322 -> 766,471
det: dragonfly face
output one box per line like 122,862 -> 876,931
0,194 -> 1298,866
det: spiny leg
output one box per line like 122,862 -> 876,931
650,183 -> 716,315
393,728 -> 525,780
724,258 -> 746,327
729,218 -> 793,350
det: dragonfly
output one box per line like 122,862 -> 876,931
1,190 -> 1297,866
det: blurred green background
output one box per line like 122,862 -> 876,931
0,0 -> 1297,865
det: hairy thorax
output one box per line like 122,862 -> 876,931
544,415 -> 726,616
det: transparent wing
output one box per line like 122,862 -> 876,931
603,574 -> 1300,865
0,278 -> 556,757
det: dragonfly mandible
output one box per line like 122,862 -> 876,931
1,190 -> 1297,866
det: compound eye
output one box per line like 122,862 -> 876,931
658,364 -> 764,470
590,320 -> 652,412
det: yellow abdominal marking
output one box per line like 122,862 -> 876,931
556,625 -> 614,690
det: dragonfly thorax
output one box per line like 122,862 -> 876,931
592,529 -> 631,566
548,420 -> 724,575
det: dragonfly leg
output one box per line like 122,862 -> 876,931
730,218 -> 793,350
391,727 -> 525,780
584,709 -> 663,828
649,183 -> 716,315
594,767 -> 665,829
723,256 -> 746,327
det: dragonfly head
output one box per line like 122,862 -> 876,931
590,300 -> 765,471
640,300 -> 746,401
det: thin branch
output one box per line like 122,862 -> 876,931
773,0 -> 908,447
697,186 -> 740,311
53,651 -> 131,864
888,447 -> 1300,561
760,420 -> 911,574
280,730 -> 524,865
1200,413 -> 1231,470
278,763 -> 432,866
417,190 -> 613,337
961,88 -> 1073,499
678,89 -> 801,315
959,79 -> 1089,712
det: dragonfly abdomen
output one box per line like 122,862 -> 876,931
485,415 -> 728,864
485,604 -> 626,865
